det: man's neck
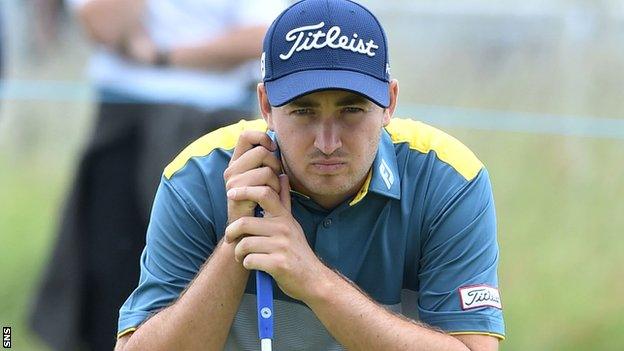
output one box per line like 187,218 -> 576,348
288,171 -> 371,211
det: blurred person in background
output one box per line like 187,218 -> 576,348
29,1 -> 287,350
32,0 -> 66,58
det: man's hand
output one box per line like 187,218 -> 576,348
222,129 -> 330,302
223,130 -> 282,226
224,174 -> 329,302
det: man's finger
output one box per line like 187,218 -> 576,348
225,167 -> 281,194
225,216 -> 271,243
230,130 -> 276,162
224,146 -> 282,181
226,186 -> 286,217
279,174 -> 291,212
234,236 -> 278,263
242,253 -> 274,273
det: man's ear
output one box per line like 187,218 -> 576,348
383,79 -> 399,126
257,83 -> 274,130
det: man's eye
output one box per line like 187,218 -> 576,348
342,107 -> 365,114
291,108 -> 314,115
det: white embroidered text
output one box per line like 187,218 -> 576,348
279,22 -> 379,60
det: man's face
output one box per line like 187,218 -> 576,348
261,88 -> 395,208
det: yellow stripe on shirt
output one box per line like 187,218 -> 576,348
448,331 -> 506,341
385,118 -> 483,181
164,119 -> 268,179
349,169 -> 373,206
117,327 -> 137,339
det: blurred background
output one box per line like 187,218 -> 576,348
1,0 -> 623,350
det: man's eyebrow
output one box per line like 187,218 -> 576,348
288,98 -> 320,108
335,94 -> 370,106
287,93 -> 370,108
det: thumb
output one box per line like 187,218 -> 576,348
278,174 -> 291,212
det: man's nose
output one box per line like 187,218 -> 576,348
313,119 -> 342,155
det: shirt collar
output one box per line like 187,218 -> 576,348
350,129 -> 401,206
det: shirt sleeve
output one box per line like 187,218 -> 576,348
416,168 -> 505,339
232,0 -> 288,27
117,175 -> 217,337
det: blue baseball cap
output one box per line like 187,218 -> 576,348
261,0 -> 391,107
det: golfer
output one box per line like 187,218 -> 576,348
115,0 -> 505,350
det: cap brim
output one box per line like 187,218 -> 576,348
265,70 -> 390,108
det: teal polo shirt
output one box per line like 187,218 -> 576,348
117,118 -> 505,349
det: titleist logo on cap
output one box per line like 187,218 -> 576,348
279,22 -> 379,60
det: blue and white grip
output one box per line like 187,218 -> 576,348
254,206 -> 274,351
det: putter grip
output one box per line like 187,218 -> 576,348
255,206 -> 274,341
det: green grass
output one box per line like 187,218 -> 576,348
0,156 -> 68,351
0,96 -> 89,351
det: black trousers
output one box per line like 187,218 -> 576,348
29,101 -> 250,351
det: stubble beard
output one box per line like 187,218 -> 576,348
281,129 -> 382,199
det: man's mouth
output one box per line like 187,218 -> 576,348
310,159 -> 347,173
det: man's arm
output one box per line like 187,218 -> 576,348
115,131 -> 283,351
168,25 -> 269,71
93,23 -> 268,71
73,1 -> 275,70
166,0 -> 283,70
116,266 -> 496,351
118,240 -> 249,351
114,334 -> 129,351
73,0 -> 145,47
305,267 -> 497,350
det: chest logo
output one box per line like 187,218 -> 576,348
379,159 -> 394,190
459,285 -> 502,310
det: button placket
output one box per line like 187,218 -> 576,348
322,218 -> 333,228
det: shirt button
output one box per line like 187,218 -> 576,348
322,218 -> 332,228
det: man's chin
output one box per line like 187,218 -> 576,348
305,177 -> 357,197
